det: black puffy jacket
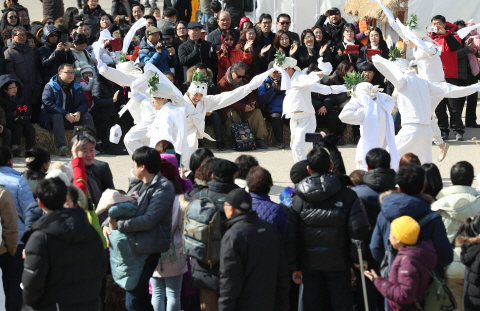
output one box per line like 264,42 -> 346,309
219,211 -> 289,311
22,208 -> 106,311
178,38 -> 218,79
459,236 -> 480,311
286,172 -> 369,272
91,74 -> 125,118
315,15 -> 346,48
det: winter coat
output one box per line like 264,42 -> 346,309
22,208 -> 106,311
292,46 -> 318,70
71,47 -> 96,83
178,38 -> 217,78
0,166 -> 34,245
431,185 -> 480,279
82,4 -> 106,37
42,0 -> 64,21
429,22 -> 461,79
236,43 -> 263,78
315,15 -> 347,48
24,200 -> 43,233
207,27 -> 240,52
115,173 -> 175,255
286,172 -> 370,272
4,39 -> 43,105
459,235 -> 480,311
250,192 -> 287,236
0,105 -> 5,126
108,202 -> 148,291
163,0 -> 192,23
374,240 -> 437,311
0,75 -> 31,125
138,37 -> 177,72
111,0 -> 132,24
370,192 -> 454,275
91,74 -> 125,119
335,40 -> 364,70
0,185 -> 18,256
180,66 -> 218,95
189,180 -> 239,292
258,76 -> 285,114
199,0 -> 212,14
216,48 -> 252,83
39,74 -> 89,129
222,0 -> 244,28
356,42 -> 390,68
218,211 -> 289,311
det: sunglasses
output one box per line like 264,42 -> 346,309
47,21 -> 54,25
50,33 -> 59,37
280,21 -> 291,25
8,15 -> 18,19
224,38 -> 234,41
235,74 -> 246,79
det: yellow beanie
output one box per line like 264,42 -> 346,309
391,216 -> 420,245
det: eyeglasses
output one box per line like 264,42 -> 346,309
262,21 -> 272,25
177,27 -> 186,31
8,15 -> 18,20
224,38 -> 234,41
62,71 -> 75,75
50,33 -> 59,37
304,35 -> 314,39
7,86 -> 17,90
234,74 -> 246,79
147,22 -> 155,25
279,21 -> 291,25
14,33 -> 26,37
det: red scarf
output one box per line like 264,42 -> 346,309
220,34 -> 236,55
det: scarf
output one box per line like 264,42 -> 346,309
343,37 -> 356,46
58,76 -> 75,113
220,33 -> 236,55
226,66 -> 244,88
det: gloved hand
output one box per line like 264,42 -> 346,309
194,41 -> 201,53
209,43 -> 217,58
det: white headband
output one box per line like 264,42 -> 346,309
150,83 -> 183,106
187,81 -> 208,96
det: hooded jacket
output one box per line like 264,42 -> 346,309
138,36 -> 177,73
219,211 -> 289,311
431,185 -> 480,279
39,74 -> 88,129
0,75 -> 31,125
36,26 -> 76,83
82,4 -> 106,37
459,235 -> 480,311
370,192 -> 453,275
22,208 -> 106,311
374,240 -> 437,311
429,22 -> 461,79
258,76 -> 285,114
4,39 -> 43,105
286,172 -> 370,272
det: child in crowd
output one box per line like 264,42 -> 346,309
365,216 -> 437,311
151,7 -> 161,21
79,63 -> 95,110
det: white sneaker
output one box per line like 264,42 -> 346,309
437,143 -> 449,162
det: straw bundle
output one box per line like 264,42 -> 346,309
343,0 -> 406,23
21,124 -> 74,155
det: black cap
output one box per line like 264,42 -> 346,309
211,159 -> 238,178
225,189 -> 252,211
162,27 -> 175,39
188,21 -> 203,30
290,160 -> 310,184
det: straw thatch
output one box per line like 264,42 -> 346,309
343,0 -> 407,23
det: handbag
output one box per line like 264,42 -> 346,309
228,109 -> 256,151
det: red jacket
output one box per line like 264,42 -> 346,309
429,22 -> 461,79
217,75 -> 259,122
71,157 -> 87,195
216,48 -> 252,83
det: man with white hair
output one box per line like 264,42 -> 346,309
207,11 -> 240,52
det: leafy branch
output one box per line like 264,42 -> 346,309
192,71 -> 214,87
119,51 -> 128,62
405,14 -> 418,28
388,44 -> 405,61
275,49 -> 286,67
344,71 -> 367,91
148,73 -> 159,95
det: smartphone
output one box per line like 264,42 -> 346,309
60,34 -> 68,44
329,9 -> 340,16
468,38 -> 474,45
305,133 -> 323,143
74,126 -> 84,141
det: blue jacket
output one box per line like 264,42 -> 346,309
39,74 -> 89,129
258,76 -> 285,114
370,192 -> 453,271
0,166 -> 35,244
251,192 -> 287,236
108,202 -> 148,290
24,200 -> 43,232
138,37 -> 177,72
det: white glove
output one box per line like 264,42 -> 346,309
331,85 -> 348,94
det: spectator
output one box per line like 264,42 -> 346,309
71,33 -> 96,82
207,11 -> 240,52
358,61 -> 386,90
91,71 -> 125,153
31,24 -> 44,48
247,166 -> 287,235
76,21 -> 94,46
26,32 -> 36,51
399,152 -> 421,167
431,161 -> 480,310
174,20 -> 188,44
0,146 -> 35,311
292,29 -> 319,70
82,0 -> 106,38
349,169 -> 365,186
238,17 -> 252,31
237,24 -> 262,78
312,26 -> 333,64
265,30 -> 294,67
190,159 -> 239,311
258,66 -> 287,148
178,21 -> 217,80
0,184 -> 18,311
185,147 -> 214,183
138,26 -> 177,72
164,0 -> 191,23
276,13 -> 299,43
42,0 -> 64,21
15,6 -> 29,32
233,154 -> 258,188
170,20 -> 188,84
352,148 -> 396,311
131,2 -> 145,24
315,7 -> 347,48
183,155 -> 216,202
62,7 -> 79,35
219,188 -> 289,311
0,105 -> 10,147
111,0 -> 132,25
22,177 -> 105,310
159,7 -> 177,27
0,8 -> 21,34
216,29 -> 251,82
257,13 -> 275,53
79,64 -> 94,111
41,15 -> 54,27
357,27 -> 389,68
353,18 -> 372,45
22,147 -> 51,198
286,147 -> 370,311
39,63 -> 95,156
421,163 -> 443,199
37,25 -> 75,83
98,12 -> 115,34
369,163 -> 453,278
217,62 -> 269,149
430,15 -> 463,141
365,216 -> 437,311
103,146 -> 175,310
5,26 -> 43,120
0,75 -> 35,157
335,23 -> 363,70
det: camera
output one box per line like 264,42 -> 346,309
329,9 -> 340,16
74,126 -> 84,138
426,26 -> 438,33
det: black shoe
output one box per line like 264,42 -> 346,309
216,141 -> 225,151
467,124 -> 480,128
441,132 -> 449,141
337,136 -> 345,146
276,142 -> 286,149
256,139 -> 268,149
95,143 -> 105,154
12,148 -> 21,157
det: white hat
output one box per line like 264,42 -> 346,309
354,82 -> 383,99
80,62 -> 93,75
187,81 -> 208,96
116,61 -> 143,77
150,83 -> 183,106
109,124 -> 122,144
391,58 -> 410,72
275,56 -> 301,72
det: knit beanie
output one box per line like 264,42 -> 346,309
290,160 -> 310,184
391,216 -> 420,245
80,63 -> 93,75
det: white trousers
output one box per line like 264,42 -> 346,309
395,123 -> 433,165
124,122 -> 152,155
290,114 -> 316,163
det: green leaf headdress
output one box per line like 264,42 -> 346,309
118,51 -> 128,62
405,14 -> 418,28
192,72 -> 214,87
148,72 -> 159,95
388,44 -> 405,61
275,49 -> 286,67
344,71 -> 367,92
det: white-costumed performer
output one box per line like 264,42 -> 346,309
339,78 -> 399,170
372,54 -> 480,164
279,54 -> 347,162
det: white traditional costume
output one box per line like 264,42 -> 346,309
280,57 -> 347,162
339,82 -> 399,170
372,55 -> 480,164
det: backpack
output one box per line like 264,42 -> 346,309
228,109 -> 256,151
400,255 -> 457,311
181,190 -> 222,267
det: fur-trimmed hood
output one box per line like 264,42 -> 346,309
186,66 -> 214,83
